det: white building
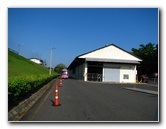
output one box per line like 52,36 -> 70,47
68,44 -> 142,83
29,58 -> 44,65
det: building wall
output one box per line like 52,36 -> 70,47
69,63 -> 85,80
103,63 -> 136,83
69,62 -> 137,83
120,64 -> 136,83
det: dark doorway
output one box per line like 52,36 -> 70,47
87,62 -> 103,81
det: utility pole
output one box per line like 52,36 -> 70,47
49,47 -> 55,75
18,43 -> 26,57
24,44 -> 26,58
18,43 -> 20,55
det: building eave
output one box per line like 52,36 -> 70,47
68,57 -> 85,70
85,58 -> 141,64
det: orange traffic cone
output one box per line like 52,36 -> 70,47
54,82 -> 59,106
60,77 -> 63,87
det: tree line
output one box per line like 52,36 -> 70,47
131,42 -> 158,78
54,63 -> 67,74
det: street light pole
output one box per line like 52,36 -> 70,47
49,47 -> 55,75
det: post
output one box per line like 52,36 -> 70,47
49,48 -> 52,75
18,43 -> 26,57
49,47 -> 55,75
24,44 -> 26,58
55,82 -> 59,106
18,43 -> 20,55
84,62 -> 87,81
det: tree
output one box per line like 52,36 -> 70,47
54,63 -> 67,74
131,43 -> 158,77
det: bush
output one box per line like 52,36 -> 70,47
8,74 -> 58,101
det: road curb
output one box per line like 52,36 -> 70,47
8,79 -> 56,121
123,87 -> 158,96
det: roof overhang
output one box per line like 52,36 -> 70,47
68,57 -> 85,70
68,57 -> 141,70
85,58 -> 141,64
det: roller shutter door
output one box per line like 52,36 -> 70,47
104,67 -> 120,82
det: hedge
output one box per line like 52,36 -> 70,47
8,74 -> 58,101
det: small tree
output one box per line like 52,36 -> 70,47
131,43 -> 158,76
54,63 -> 67,74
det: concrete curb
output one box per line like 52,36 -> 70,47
123,87 -> 158,96
8,79 -> 56,121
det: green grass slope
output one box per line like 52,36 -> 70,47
8,50 -> 54,77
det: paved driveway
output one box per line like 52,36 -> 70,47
20,79 -> 158,122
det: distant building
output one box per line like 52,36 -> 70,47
68,44 -> 142,83
29,58 -> 44,65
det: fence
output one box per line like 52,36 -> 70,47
148,78 -> 158,85
87,73 -> 102,82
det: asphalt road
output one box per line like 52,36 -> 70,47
20,79 -> 158,122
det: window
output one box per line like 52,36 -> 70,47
61,71 -> 68,75
123,74 -> 129,79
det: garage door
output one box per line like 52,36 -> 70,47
104,67 -> 120,82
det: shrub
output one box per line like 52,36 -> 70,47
8,74 -> 58,100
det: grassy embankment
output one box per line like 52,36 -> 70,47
8,50 -> 59,110
8,50 -> 54,77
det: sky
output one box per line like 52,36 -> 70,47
8,8 -> 158,68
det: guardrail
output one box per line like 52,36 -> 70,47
148,78 -> 158,85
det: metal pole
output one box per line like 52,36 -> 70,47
49,47 -> 55,75
18,43 -> 20,55
49,48 -> 52,75
24,44 -> 26,58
